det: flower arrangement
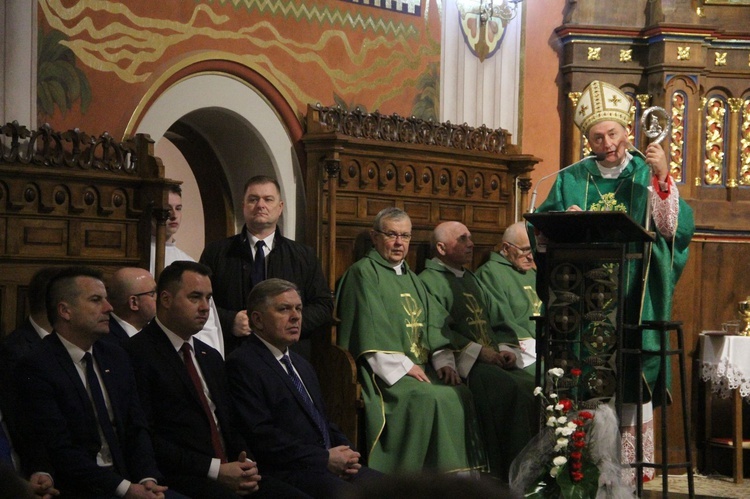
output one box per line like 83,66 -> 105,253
525,367 -> 599,499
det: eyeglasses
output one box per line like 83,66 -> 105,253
507,242 -> 533,256
133,290 -> 157,298
374,230 -> 412,241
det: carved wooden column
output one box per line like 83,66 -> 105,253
324,156 -> 341,294
727,97 -> 744,196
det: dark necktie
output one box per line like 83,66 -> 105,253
83,352 -> 126,474
180,343 -> 227,463
279,354 -> 331,449
250,240 -> 266,287
0,421 -> 14,469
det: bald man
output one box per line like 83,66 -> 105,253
475,221 -> 542,374
107,267 -> 158,342
419,221 -> 536,480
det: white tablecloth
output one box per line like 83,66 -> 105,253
700,334 -> 750,403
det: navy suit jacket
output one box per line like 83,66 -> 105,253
226,334 -> 350,475
107,316 -> 130,344
13,333 -> 161,497
125,321 -> 248,478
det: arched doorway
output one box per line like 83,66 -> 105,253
134,73 -> 304,258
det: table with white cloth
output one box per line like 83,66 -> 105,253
700,333 -> 750,483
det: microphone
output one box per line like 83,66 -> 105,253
527,152 -> 606,213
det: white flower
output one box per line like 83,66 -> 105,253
557,416 -> 567,424
553,456 -> 568,467
566,421 -> 578,429
558,427 -> 574,436
549,393 -> 558,399
533,387 -> 543,396
549,367 -> 565,378
546,405 -> 554,412
554,438 -> 569,451
555,403 -> 564,411
550,466 -> 560,478
546,416 -> 557,427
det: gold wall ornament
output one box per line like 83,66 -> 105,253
703,97 -> 726,186
636,94 -> 650,109
715,52 -> 728,66
568,92 -> 582,107
669,91 -> 686,182
587,47 -> 601,61
619,49 -> 632,63
739,297 -> 750,336
728,97 -> 744,113
677,46 -> 691,60
740,97 -> 750,186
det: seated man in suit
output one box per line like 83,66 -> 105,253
126,261 -> 307,498
107,267 -> 157,342
226,279 -> 381,499
13,266 -> 172,498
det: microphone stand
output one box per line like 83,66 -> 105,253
527,152 -> 606,213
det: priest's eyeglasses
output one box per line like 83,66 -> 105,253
374,230 -> 412,241
133,289 -> 157,298
507,242 -> 533,256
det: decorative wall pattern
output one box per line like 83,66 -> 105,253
740,97 -> 750,186
37,0 -> 441,137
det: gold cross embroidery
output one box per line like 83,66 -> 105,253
464,293 -> 491,346
401,293 -> 428,364
524,286 -> 543,317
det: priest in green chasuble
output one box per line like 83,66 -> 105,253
475,221 -> 542,377
533,80 -> 695,481
336,208 -> 485,474
419,221 -> 537,481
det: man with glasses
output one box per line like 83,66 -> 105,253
107,267 -> 158,342
419,221 -> 536,480
475,221 -> 542,374
336,207 -> 484,474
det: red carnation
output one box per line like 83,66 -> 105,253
570,451 -> 582,460
559,399 -> 573,412
573,431 -> 586,440
574,440 -> 586,448
570,367 -> 582,377
571,461 -> 583,471
571,471 -> 584,482
579,411 -> 594,420
572,418 -> 584,426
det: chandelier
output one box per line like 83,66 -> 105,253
457,0 -> 524,61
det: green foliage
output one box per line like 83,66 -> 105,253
37,29 -> 92,116
556,461 -> 600,499
411,61 -> 439,121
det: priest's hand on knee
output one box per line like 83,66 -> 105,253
436,366 -> 462,386
406,364 -> 431,382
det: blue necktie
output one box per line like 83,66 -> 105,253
0,421 -> 14,469
279,355 -> 331,449
251,240 -> 266,287
84,352 -> 126,474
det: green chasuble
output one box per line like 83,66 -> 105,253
419,258 -> 537,480
475,252 -> 542,374
534,154 -> 694,404
336,249 -> 485,473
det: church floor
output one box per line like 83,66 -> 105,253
642,472 -> 750,498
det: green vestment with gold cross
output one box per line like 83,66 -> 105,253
534,154 -> 694,405
335,249 -> 485,473
419,258 -> 537,480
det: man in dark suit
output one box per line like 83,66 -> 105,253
226,279 -> 381,499
106,267 -> 157,342
200,175 -> 332,355
126,261 -> 308,499
13,266 -> 171,498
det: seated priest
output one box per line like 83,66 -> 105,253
335,207 -> 485,474
419,221 -> 537,481
475,221 -> 542,376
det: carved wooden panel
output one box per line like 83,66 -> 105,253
0,121 -> 174,335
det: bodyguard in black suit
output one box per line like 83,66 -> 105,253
126,261 -> 308,499
12,266 -> 171,498
226,279 -> 381,499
